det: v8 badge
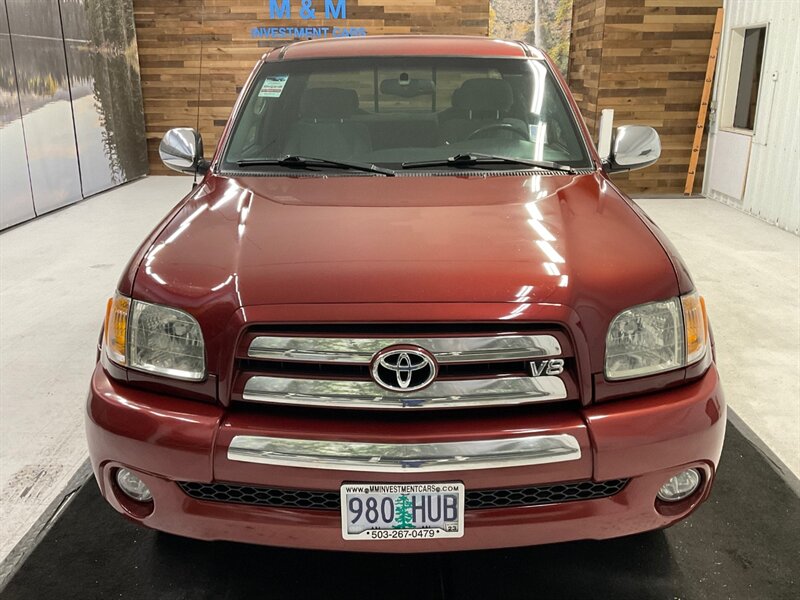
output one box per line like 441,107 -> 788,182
530,359 -> 564,376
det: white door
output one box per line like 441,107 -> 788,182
705,2 -> 800,233
705,23 -> 769,204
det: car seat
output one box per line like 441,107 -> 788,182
285,87 -> 372,159
439,78 -> 528,143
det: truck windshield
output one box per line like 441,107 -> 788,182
221,57 -> 592,173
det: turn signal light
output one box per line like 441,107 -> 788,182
681,292 -> 709,364
104,293 -> 130,364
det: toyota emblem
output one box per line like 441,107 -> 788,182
371,347 -> 437,392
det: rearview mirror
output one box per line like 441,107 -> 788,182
607,125 -> 661,172
159,128 -> 210,174
380,77 -> 435,98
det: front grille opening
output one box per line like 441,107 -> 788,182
178,479 -> 628,511
231,324 -> 579,409
179,482 -> 341,510
237,358 -> 539,380
224,396 -> 581,425
464,479 -> 628,509
239,359 -> 368,379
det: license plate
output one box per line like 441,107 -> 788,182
341,482 -> 465,541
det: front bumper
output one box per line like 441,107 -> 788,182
86,363 -> 725,552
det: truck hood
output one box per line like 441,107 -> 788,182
134,171 -> 678,337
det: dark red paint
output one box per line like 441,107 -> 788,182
87,36 -> 724,551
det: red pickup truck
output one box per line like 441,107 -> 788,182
86,36 -> 725,551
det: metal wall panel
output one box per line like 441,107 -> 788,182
0,0 -> 35,229
4,0 -> 83,217
705,0 -> 800,234
59,0 -> 147,197
1,0 -> 147,230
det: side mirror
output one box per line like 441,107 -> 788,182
607,125 -> 661,172
159,128 -> 210,174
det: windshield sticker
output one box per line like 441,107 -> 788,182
259,75 -> 289,98
529,123 -> 548,144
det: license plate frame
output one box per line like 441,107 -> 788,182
340,482 -> 465,541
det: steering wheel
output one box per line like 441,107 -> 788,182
467,123 -> 529,141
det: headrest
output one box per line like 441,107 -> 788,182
452,78 -> 514,112
300,87 -> 359,119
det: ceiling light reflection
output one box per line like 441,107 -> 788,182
525,201 -> 543,220
536,240 -> 564,264
499,303 -> 530,321
516,285 -> 533,298
528,218 -> 555,241
211,275 -> 234,291
529,61 -> 546,115
164,204 -> 208,245
543,262 -> 560,276
210,186 -> 241,211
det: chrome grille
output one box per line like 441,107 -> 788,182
227,434 -> 581,472
233,329 -> 576,410
242,375 -> 567,410
177,479 -> 628,510
248,334 -> 562,364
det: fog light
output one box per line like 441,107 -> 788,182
116,468 -> 152,502
657,468 -> 701,502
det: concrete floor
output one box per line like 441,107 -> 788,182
0,176 -> 798,572
0,176 -> 193,565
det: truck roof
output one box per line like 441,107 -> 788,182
264,35 -> 544,61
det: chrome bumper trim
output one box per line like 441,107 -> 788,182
248,334 -> 562,364
242,375 -> 567,409
227,434 -> 581,472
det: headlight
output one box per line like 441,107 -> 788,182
605,292 -> 709,380
104,293 -> 205,381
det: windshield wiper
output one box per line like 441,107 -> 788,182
401,153 -> 576,173
237,155 -> 395,176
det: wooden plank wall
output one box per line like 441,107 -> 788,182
132,1 -> 490,174
568,0 -> 722,193
568,0 -> 606,134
